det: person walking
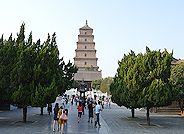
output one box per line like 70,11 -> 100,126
81,97 -> 86,115
52,103 -> 59,132
65,100 -> 69,116
77,102 -> 83,123
47,103 -> 52,115
88,100 -> 94,123
61,97 -> 66,108
58,106 -> 68,133
71,96 -> 74,105
108,98 -> 111,109
95,101 -> 102,128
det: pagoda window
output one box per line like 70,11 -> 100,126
85,39 -> 87,41
85,32 -> 87,35
85,62 -> 87,65
85,46 -> 87,49
84,53 -> 87,57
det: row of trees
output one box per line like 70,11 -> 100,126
110,47 -> 174,125
92,77 -> 113,95
0,23 -> 77,122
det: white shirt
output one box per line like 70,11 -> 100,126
95,104 -> 101,114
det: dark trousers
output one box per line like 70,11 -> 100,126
95,113 -> 100,126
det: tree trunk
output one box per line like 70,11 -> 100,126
40,107 -> 44,115
146,107 -> 150,126
131,108 -> 135,118
23,106 -> 27,123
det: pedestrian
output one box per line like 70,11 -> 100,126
101,100 -> 104,109
58,106 -> 68,133
61,97 -> 66,108
105,98 -> 109,109
74,96 -> 78,106
108,98 -> 111,109
95,101 -> 102,128
81,97 -> 86,115
71,96 -> 74,105
88,100 -> 94,123
77,102 -> 83,123
52,103 -> 59,132
47,103 -> 52,115
65,100 -> 69,116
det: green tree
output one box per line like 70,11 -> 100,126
31,33 -> 60,115
140,47 -> 173,125
92,79 -> 102,90
110,47 -> 173,125
110,51 -> 142,118
11,24 -> 37,122
61,60 -> 78,94
0,34 -> 16,106
1,23 -> 78,121
110,76 -> 126,107
170,62 -> 184,114
31,33 -> 77,115
100,77 -> 113,95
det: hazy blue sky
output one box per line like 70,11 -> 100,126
1,0 -> 184,77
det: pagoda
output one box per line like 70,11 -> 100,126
74,20 -> 102,89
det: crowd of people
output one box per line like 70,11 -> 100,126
50,94 -> 111,133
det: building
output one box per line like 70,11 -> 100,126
73,21 -> 102,89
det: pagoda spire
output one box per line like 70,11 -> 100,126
86,20 -> 88,26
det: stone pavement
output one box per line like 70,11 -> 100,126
101,104 -> 184,134
0,102 -> 184,134
0,100 -> 109,134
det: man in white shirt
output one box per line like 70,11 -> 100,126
95,101 -> 102,127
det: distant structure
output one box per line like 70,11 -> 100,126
171,58 -> 184,65
74,20 -> 102,90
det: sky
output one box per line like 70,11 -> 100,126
0,0 -> 184,78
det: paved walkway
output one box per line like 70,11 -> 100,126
0,97 -> 109,134
101,105 -> 184,134
0,100 -> 184,134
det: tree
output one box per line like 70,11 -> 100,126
99,77 -> 113,95
110,76 -> 126,107
92,79 -> 102,90
31,33 -> 77,115
110,47 -> 173,125
92,78 -> 113,95
11,24 -> 37,122
140,47 -> 173,125
170,62 -> 184,114
1,23 -> 78,121
31,33 -> 60,115
110,50 -> 142,118
61,60 -> 78,94
0,34 -> 16,106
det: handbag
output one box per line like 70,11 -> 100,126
59,113 -> 68,120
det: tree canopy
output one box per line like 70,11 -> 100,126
0,23 -> 77,122
170,62 -> 184,113
110,47 -> 173,125
92,77 -> 113,95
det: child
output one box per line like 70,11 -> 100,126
77,102 -> 83,123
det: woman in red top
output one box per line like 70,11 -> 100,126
77,102 -> 83,123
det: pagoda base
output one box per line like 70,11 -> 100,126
74,69 -> 102,82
